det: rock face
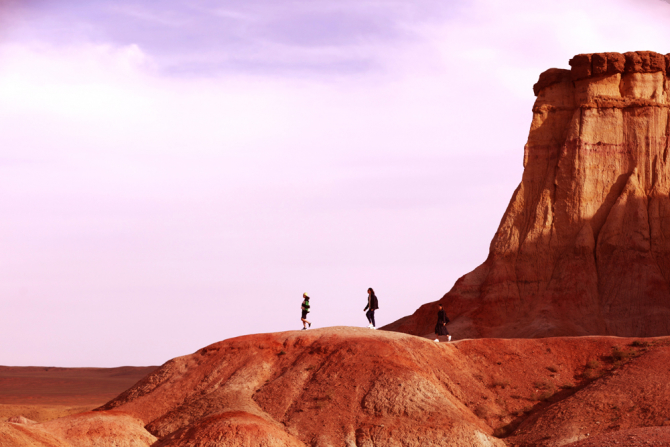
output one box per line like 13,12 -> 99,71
97,327 -> 506,447
94,329 -> 670,446
385,51 -> 670,339
0,410 -> 156,447
6,329 -> 670,445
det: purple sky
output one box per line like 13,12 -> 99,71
1,0 -> 670,367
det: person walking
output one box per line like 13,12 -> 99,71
434,303 -> 451,342
364,288 -> 379,329
301,293 -> 312,330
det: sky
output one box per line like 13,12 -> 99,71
1,0 -> 670,367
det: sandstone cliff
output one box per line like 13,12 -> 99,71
385,51 -> 670,339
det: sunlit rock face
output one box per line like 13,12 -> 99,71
385,51 -> 670,339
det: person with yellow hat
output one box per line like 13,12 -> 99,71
301,293 -> 312,330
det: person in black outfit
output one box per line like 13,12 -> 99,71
434,303 -> 451,342
301,293 -> 311,330
364,288 -> 379,329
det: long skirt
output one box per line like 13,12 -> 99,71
435,323 -> 449,336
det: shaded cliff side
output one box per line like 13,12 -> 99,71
385,51 -> 670,339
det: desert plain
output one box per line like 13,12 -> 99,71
0,365 -> 156,422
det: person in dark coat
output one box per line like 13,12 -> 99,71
364,288 -> 379,329
434,303 -> 451,342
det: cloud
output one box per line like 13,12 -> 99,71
0,0 -> 456,76
4,0 -> 670,79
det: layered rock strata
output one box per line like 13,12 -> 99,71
386,51 -> 670,339
6,329 -> 670,445
0,411 -> 156,447
97,328 -> 506,447
94,328 -> 670,447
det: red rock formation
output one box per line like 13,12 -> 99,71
506,339 -> 670,446
7,417 -> 37,425
7,329 -> 670,445
97,327 -> 506,447
90,327 -> 670,446
563,427 -> 670,446
38,411 -> 157,447
0,411 -> 156,447
385,51 -> 670,340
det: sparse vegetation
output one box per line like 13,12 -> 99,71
495,396 -> 508,410
305,366 -> 314,371
490,379 -> 511,389
546,366 -> 559,373
493,425 -> 512,437
313,391 -> 333,409
582,358 -> 602,379
278,350 -> 286,356
560,382 -> 575,389
611,346 -> 635,361
533,380 -> 554,391
530,390 -> 554,401
529,380 -> 556,401
586,359 -> 600,369
474,404 -> 493,419
631,340 -> 651,348
583,368 -> 601,380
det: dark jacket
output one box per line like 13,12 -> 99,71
435,309 -> 450,335
364,294 -> 379,311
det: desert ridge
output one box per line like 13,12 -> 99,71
4,328 -> 670,445
93,328 -> 670,446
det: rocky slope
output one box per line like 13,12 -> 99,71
89,328 -> 670,446
5,328 -> 670,445
97,327 -> 503,447
385,51 -> 670,340
0,410 -> 157,447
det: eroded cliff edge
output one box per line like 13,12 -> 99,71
385,51 -> 670,339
